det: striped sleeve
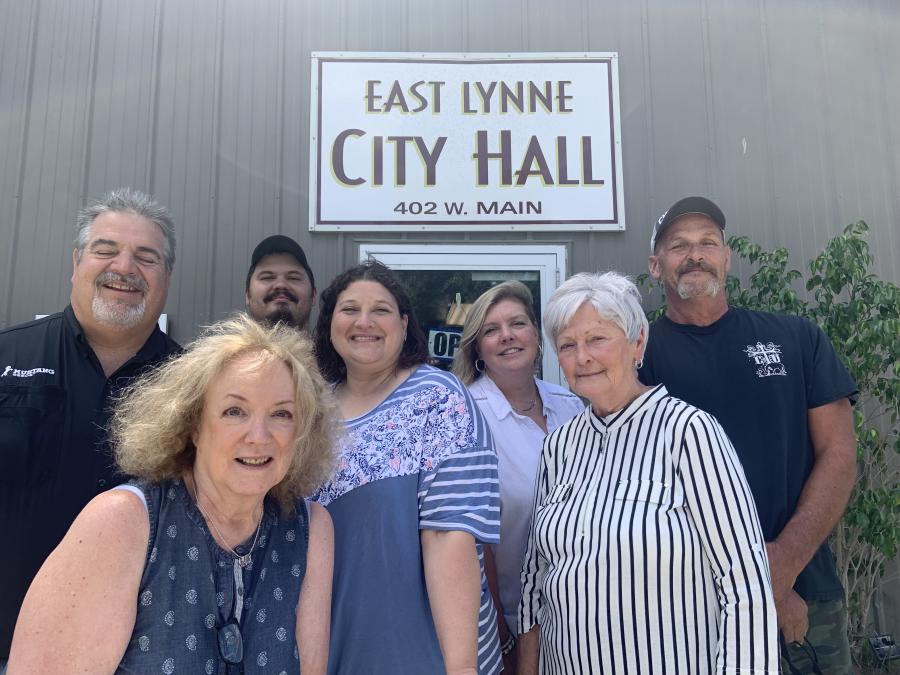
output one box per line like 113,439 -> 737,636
417,385 -> 501,544
677,411 -> 779,673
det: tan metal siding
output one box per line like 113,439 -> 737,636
0,0 -> 897,335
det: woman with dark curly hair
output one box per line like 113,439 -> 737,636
313,259 -> 503,675
9,315 -> 339,675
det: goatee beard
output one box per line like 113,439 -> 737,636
676,278 -> 722,300
92,295 -> 146,328
264,307 -> 301,329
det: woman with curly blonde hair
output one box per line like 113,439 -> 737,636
9,315 -> 339,675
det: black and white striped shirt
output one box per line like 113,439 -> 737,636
518,385 -> 778,674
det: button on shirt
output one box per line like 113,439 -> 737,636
467,375 -> 584,632
0,305 -> 181,657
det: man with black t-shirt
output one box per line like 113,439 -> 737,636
0,189 -> 181,670
639,196 -> 857,674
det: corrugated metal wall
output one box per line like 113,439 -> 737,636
1,0 -> 898,637
2,0 -> 897,338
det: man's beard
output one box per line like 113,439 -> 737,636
675,261 -> 723,300
91,272 -> 148,328
264,306 -> 302,329
260,288 -> 309,329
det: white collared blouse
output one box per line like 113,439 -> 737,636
519,385 -> 778,674
467,374 -> 584,632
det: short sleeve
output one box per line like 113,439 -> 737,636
417,381 -> 501,544
802,318 -> 858,408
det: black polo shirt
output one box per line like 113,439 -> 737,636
0,305 -> 181,656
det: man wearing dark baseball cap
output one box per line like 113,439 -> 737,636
641,196 -> 858,673
245,234 -> 316,331
649,195 -> 726,253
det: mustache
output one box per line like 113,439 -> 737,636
264,288 -> 299,303
677,260 -> 716,276
94,271 -> 148,293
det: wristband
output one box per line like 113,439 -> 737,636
500,632 -> 517,656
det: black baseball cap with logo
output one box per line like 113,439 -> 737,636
650,196 -> 726,252
246,235 -> 315,290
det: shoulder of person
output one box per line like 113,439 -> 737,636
543,407 -> 588,445
648,391 -> 715,431
537,378 -> 580,400
52,488 -> 151,567
733,306 -> 836,350
160,332 -> 183,356
145,324 -> 183,359
82,488 -> 150,529
307,501 -> 333,539
411,363 -> 469,398
731,305 -> 812,331
0,311 -> 63,343
465,374 -> 490,398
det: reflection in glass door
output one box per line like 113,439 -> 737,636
393,269 -> 541,374
359,244 -> 566,384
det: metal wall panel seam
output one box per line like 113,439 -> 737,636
757,0 -> 782,271
870,1 -> 899,280
146,0 -> 165,194
812,0 -> 837,265
77,0 -> 101,210
5,0 -> 42,325
276,0 -> 287,233
640,0 -> 656,218
207,0 -> 227,323
699,0 -> 716,197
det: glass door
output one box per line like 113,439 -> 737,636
359,244 -> 567,384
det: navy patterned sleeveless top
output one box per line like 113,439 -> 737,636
116,479 -> 309,675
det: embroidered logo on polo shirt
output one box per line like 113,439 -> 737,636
1,365 -> 56,378
743,342 -> 787,378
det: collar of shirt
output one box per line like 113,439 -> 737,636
471,373 -> 546,422
63,304 -> 181,374
588,383 -> 668,433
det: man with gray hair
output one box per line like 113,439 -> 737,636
639,196 -> 858,674
0,188 -> 181,668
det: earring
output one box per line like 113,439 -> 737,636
634,358 -> 644,370
534,342 -> 543,369
475,359 -> 485,373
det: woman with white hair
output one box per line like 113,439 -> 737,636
516,272 -> 778,674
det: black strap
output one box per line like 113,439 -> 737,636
780,633 -> 823,675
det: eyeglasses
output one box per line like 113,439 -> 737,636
217,614 -> 244,665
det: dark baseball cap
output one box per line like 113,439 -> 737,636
650,196 -> 726,252
246,235 -> 315,290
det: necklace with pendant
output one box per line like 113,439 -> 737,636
192,474 -> 263,568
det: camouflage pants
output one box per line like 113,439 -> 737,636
780,597 -> 853,674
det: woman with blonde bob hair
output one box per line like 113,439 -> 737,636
9,314 -> 338,675
452,281 -> 583,671
517,271 -> 777,674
